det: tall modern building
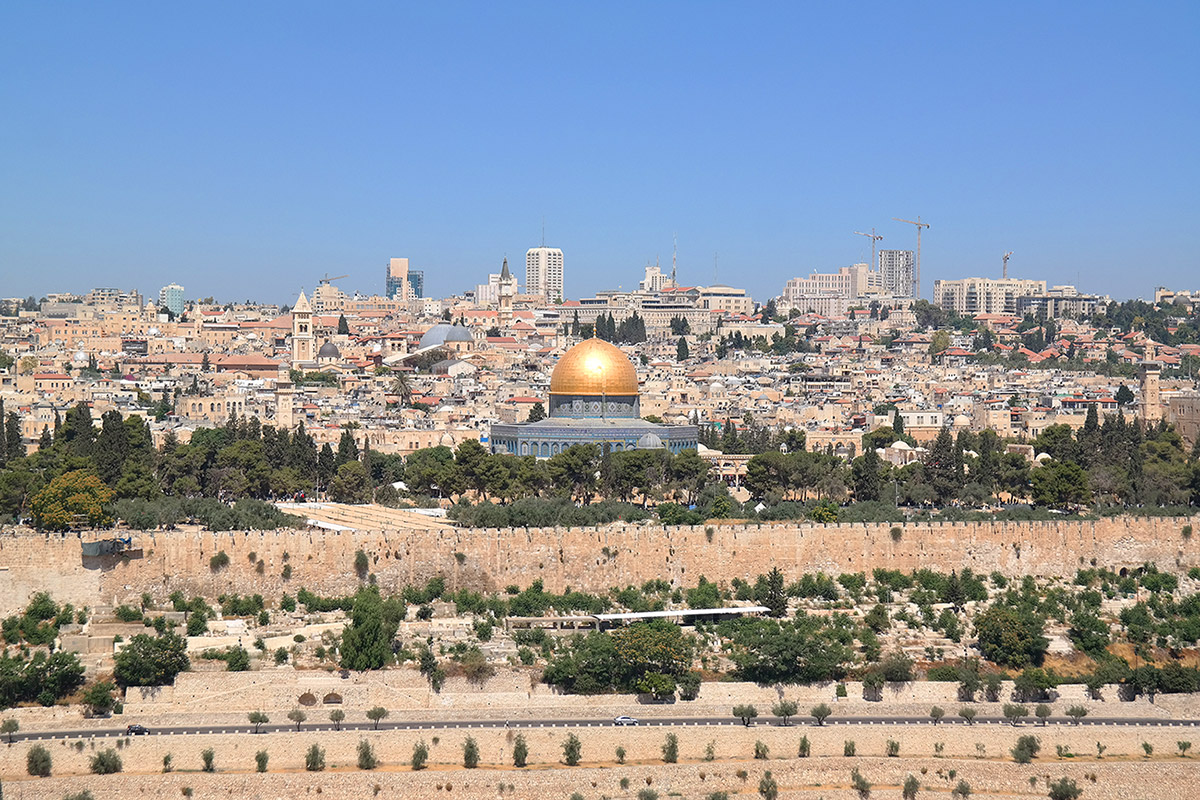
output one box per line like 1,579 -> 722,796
525,246 -> 564,302
878,250 -> 915,297
385,257 -> 416,300
408,270 -> 425,299
158,283 -> 185,316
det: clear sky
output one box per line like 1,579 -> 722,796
2,2 -> 1197,305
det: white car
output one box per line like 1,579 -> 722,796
613,715 -> 639,726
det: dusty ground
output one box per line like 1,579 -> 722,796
4,721 -> 1200,798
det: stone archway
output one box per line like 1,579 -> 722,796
323,692 -> 343,705
298,692 -> 317,706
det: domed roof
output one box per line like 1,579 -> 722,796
636,432 -> 665,450
419,323 -> 474,350
550,338 -> 639,397
318,340 -> 341,359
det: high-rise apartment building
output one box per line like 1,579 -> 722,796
878,250 -> 915,297
933,277 -> 1047,316
408,270 -> 425,299
525,247 -> 564,302
158,283 -> 185,316
385,257 -> 414,300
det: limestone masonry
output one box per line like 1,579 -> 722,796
2,516 -> 1197,614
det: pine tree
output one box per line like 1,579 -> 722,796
924,427 -> 963,505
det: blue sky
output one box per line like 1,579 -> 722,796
1,2 -> 1197,305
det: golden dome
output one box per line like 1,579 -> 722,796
550,338 -> 639,397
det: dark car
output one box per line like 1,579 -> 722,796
125,724 -> 149,735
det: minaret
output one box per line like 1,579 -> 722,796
1141,359 -> 1162,424
498,258 -> 514,328
291,291 -> 315,367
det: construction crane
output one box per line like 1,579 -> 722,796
853,228 -> 883,270
893,216 -> 930,298
318,273 -> 348,286
1003,251 -> 1013,280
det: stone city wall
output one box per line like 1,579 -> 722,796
1,515 -> 1198,614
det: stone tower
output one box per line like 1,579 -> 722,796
291,291 -> 315,367
275,379 -> 295,431
498,257 -> 515,328
1140,360 -> 1162,424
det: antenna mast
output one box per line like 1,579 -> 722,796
671,233 -> 677,286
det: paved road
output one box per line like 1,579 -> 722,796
9,714 -> 1200,743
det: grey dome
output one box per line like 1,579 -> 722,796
636,432 -> 665,450
419,323 -> 473,349
317,340 -> 341,359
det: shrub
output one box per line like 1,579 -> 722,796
851,767 -> 871,798
90,748 -> 123,774
513,734 -> 528,767
201,748 -> 214,772
758,770 -> 779,800
162,753 -> 173,772
662,732 -> 679,763
902,774 -> 920,799
1011,735 -> 1040,764
844,739 -> 856,757
209,551 -> 230,571
357,738 -> 378,770
412,740 -> 429,770
886,740 -> 900,757
562,733 -> 581,766
27,744 -> 52,777
754,739 -> 770,759
951,779 -> 971,798
1179,740 -> 1192,757
463,735 -> 480,768
1048,777 -> 1083,800
305,743 -> 326,771
1142,741 -> 1154,758
255,750 -> 268,772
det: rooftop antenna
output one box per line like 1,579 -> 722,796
1003,251 -> 1013,279
714,252 -> 718,284
541,217 -> 545,247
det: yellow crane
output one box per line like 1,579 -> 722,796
893,216 -> 930,298
853,228 -> 883,270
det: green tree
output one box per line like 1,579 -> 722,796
527,402 -> 546,422
90,748 -> 122,774
763,566 -> 788,617
462,735 -> 480,767
677,337 -> 690,361
562,732 -> 582,766
411,740 -> 429,770
366,706 -> 389,729
305,743 -> 325,771
811,703 -> 833,725
357,738 -> 378,770
31,469 -> 115,530
513,733 -> 529,767
113,633 -> 190,687
255,750 -> 269,772
27,743 -> 52,777
733,704 -> 759,726
81,680 -> 116,716
759,770 -> 779,800
287,708 -> 306,731
974,605 -> 1048,668
248,711 -> 269,733
1,718 -> 17,743
329,461 -> 371,503
337,314 -> 350,335
341,587 -> 399,671
662,732 -> 679,763
329,709 -> 345,730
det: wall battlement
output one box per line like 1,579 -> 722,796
1,516 -> 1197,612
